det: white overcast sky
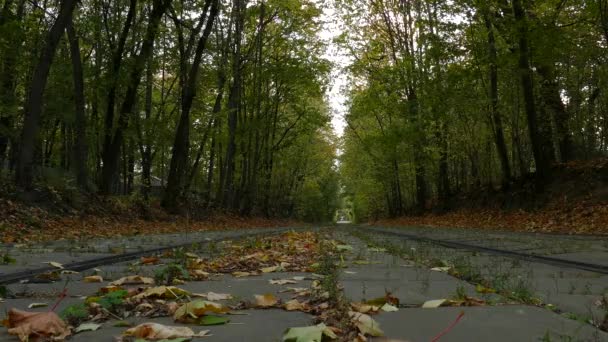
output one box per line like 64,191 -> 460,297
317,0 -> 351,137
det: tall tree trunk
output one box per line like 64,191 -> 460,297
512,0 -> 549,185
163,0 -> 219,210
101,0 -> 172,194
99,0 -> 137,193
484,13 -> 511,186
222,0 -> 246,209
0,0 -> 25,169
16,0 -> 78,188
66,19 -> 88,190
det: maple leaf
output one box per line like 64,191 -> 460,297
6,309 -> 71,341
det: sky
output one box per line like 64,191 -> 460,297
317,1 -> 351,137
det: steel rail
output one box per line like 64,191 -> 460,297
361,227 -> 608,275
0,227 -> 304,285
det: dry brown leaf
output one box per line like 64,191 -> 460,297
6,309 -> 71,341
254,294 -> 279,307
140,256 -> 160,265
123,322 -> 210,339
351,302 -> 379,314
110,275 -> 154,286
284,299 -> 308,311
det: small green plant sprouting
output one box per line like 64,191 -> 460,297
0,251 -> 16,265
453,285 -> 467,300
98,289 -> 129,311
60,303 -> 89,325
154,263 -> 190,285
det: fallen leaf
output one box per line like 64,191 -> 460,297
270,279 -> 297,285
422,299 -> 446,308
27,303 -> 48,309
140,256 -> 160,265
75,323 -> 101,333
232,271 -> 251,277
206,292 -> 232,301
255,294 -> 279,307
110,275 -> 154,286
84,275 -> 104,283
44,261 -> 64,269
6,309 -> 71,341
133,286 -> 190,300
380,303 -> 398,312
475,284 -> 496,294
351,302 -> 379,314
113,321 -> 132,327
261,266 -> 279,273
123,323 -> 210,339
336,245 -> 354,251
349,311 -> 383,337
173,300 -> 229,322
283,323 -> 336,341
197,315 -> 230,326
430,267 -> 450,272
99,285 -> 123,294
284,299 -> 307,311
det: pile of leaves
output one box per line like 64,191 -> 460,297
0,197 -> 299,243
189,231 -> 322,276
378,158 -> 608,235
377,202 -> 608,235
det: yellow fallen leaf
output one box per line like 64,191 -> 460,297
84,275 -> 104,283
132,286 -> 190,300
254,294 -> 279,308
173,300 -> 229,322
261,266 -> 279,273
232,271 -> 251,278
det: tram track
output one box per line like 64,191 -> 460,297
0,227 -> 305,285
359,226 -> 608,275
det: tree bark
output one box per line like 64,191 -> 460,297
16,0 -> 78,188
484,13 -> 511,186
163,0 -> 219,210
66,18 -> 88,190
101,0 -> 172,194
512,0 -> 549,185
99,0 -> 137,193
222,0 -> 246,209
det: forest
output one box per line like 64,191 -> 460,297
0,0 -> 339,222
338,0 -> 608,222
0,0 -> 607,226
